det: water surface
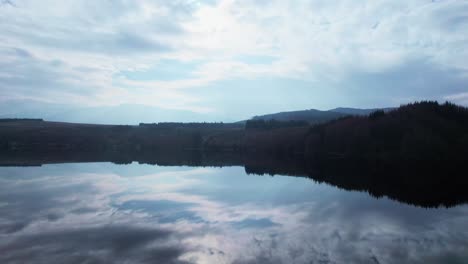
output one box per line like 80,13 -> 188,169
0,163 -> 467,264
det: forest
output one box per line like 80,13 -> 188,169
1,101 -> 467,160
1,101 -> 468,207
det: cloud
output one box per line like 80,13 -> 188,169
0,226 -> 191,264
0,0 -> 467,119
1,164 -> 468,263
0,0 -> 14,6
0,0 -> 207,111
445,92 -> 468,105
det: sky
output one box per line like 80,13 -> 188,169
0,0 -> 467,123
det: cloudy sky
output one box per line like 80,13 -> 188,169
0,0 -> 467,123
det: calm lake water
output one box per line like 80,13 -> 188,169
0,162 -> 467,264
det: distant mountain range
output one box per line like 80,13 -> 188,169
250,107 -> 394,124
0,99 -> 394,125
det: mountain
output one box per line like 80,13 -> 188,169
0,99 -> 393,125
250,107 -> 392,124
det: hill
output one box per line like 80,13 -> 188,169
2,102 -> 465,160
249,107 -> 392,124
306,101 -> 468,161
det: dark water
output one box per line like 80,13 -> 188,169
0,162 -> 467,264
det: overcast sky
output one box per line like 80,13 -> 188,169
0,0 -> 467,123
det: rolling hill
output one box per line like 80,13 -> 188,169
250,107 -> 394,124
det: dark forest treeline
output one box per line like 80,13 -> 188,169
238,101 -> 468,160
305,101 -> 468,161
139,122 -> 242,129
0,120 -> 230,152
0,118 -> 43,122
1,101 -> 468,207
245,119 -> 309,130
1,101 -> 467,159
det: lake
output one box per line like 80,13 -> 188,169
0,162 -> 467,264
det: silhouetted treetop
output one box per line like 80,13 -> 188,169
305,101 -> 468,161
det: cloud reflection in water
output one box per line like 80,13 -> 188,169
0,163 -> 467,264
